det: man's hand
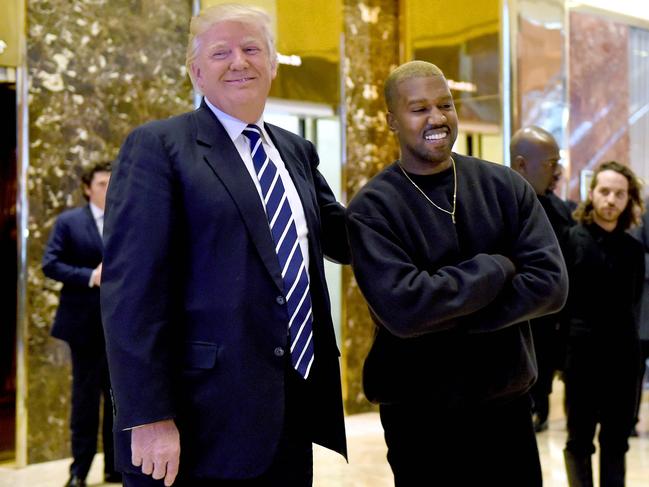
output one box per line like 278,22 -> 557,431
91,263 -> 102,287
131,419 -> 180,486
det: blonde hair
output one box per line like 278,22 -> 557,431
384,61 -> 445,112
185,3 -> 276,92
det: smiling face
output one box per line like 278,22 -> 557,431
387,75 -> 458,174
190,20 -> 277,123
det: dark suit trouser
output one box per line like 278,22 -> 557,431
122,368 -> 313,487
564,335 -> 638,458
379,394 -> 542,487
633,339 -> 649,425
69,343 -> 115,478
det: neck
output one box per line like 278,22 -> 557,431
206,97 -> 264,125
236,106 -> 265,124
592,215 -> 618,232
400,156 -> 453,175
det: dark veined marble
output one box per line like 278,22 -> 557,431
23,0 -> 192,463
342,0 -> 400,414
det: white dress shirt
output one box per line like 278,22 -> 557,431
204,99 -> 310,273
89,202 -> 104,236
88,202 -> 104,287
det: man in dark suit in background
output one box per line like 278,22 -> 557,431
101,4 -> 349,486
43,161 -> 120,487
511,126 -> 575,432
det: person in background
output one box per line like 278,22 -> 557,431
101,4 -> 348,486
630,198 -> 649,437
42,162 -> 119,487
562,161 -> 644,487
346,60 -> 567,486
511,125 -> 575,432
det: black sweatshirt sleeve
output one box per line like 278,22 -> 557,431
346,210 -> 516,338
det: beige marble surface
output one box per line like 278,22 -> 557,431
2,385 -> 648,486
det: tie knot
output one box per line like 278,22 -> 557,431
244,124 -> 262,143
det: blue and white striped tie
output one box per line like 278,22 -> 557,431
243,124 -> 314,379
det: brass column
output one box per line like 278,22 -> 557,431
341,0 -> 400,414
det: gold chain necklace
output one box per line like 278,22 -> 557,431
397,157 -> 457,224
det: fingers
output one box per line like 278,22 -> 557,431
141,458 -> 155,476
131,452 -> 143,467
164,457 -> 180,487
151,459 -> 166,480
130,420 -> 180,484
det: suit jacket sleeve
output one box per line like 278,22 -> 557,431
42,214 -> 94,286
307,141 -> 350,265
101,125 -> 179,430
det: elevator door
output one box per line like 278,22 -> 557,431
0,82 -> 17,461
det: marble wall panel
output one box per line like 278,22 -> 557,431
517,16 -> 565,136
22,0 -> 192,464
568,11 -> 630,201
342,0 -> 400,414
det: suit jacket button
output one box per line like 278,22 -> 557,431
276,296 -> 286,305
274,347 -> 285,357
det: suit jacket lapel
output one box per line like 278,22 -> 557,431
193,105 -> 284,293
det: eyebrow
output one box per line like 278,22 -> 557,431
406,97 -> 452,106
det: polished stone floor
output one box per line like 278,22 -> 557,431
1,383 -> 648,486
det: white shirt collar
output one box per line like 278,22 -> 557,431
89,202 -> 103,220
203,98 -> 268,144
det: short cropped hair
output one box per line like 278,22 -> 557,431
573,161 -> 644,230
185,3 -> 276,92
384,61 -> 445,112
509,126 -> 556,161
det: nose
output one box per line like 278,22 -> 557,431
230,48 -> 249,70
427,108 -> 447,126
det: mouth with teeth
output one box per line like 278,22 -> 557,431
424,128 -> 449,143
226,76 -> 255,84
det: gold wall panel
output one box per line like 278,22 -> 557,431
404,0 -> 501,128
202,0 -> 341,105
0,0 -> 24,66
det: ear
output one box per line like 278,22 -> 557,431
512,155 -> 526,174
386,111 -> 397,132
190,63 -> 203,87
83,184 -> 91,198
270,54 -> 278,80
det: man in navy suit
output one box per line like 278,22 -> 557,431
43,162 -> 120,487
101,4 -> 349,486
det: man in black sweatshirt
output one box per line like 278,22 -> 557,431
346,61 -> 568,486
511,126 -> 575,432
